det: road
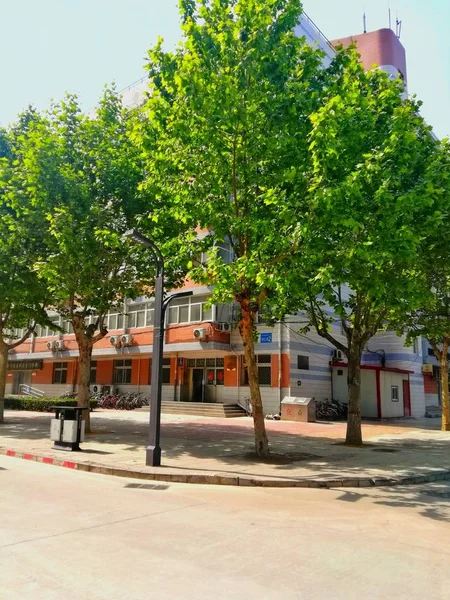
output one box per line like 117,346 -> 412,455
0,456 -> 449,600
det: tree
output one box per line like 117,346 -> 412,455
140,0 -> 342,456
0,120 -> 51,423
7,90 -> 187,431
300,48 -> 437,445
402,141 -> 450,431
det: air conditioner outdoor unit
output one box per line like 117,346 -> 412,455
55,340 -> 64,351
121,334 -> 133,347
101,385 -> 112,395
110,335 -> 119,346
422,364 -> 433,373
332,349 -> 344,362
193,328 -> 207,340
218,323 -> 232,332
46,341 -> 57,352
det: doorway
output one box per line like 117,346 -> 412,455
12,371 -> 32,395
191,369 -> 204,402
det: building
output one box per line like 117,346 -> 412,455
5,16 -> 436,418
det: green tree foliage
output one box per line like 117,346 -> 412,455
140,0 -> 343,456
402,141 -> 450,431
300,48 -> 437,444
0,118 -> 52,423
6,90 -> 187,430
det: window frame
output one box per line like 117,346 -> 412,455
113,359 -> 132,385
241,355 -> 272,387
297,355 -> 310,370
53,362 -> 68,384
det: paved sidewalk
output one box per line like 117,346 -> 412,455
1,410 -> 450,487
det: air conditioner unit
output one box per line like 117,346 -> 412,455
218,323 -> 232,332
55,340 -> 64,351
101,385 -> 112,395
422,364 -> 433,373
46,341 -> 57,352
110,335 -> 120,346
332,349 -> 344,362
121,334 -> 133,347
193,328 -> 207,340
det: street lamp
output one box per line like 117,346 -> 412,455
124,229 -> 192,467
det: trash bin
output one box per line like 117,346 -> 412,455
281,397 -> 315,422
50,406 -> 87,451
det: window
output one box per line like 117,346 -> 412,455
167,295 -> 213,325
105,312 -> 124,331
412,338 -> 419,354
90,361 -> 97,385
337,369 -> 344,376
127,302 -> 154,328
242,355 -> 272,386
391,386 -> 399,402
206,358 -> 225,386
297,355 -> 309,370
162,358 -> 171,384
428,348 -> 435,356
113,359 -> 132,384
53,362 -> 68,384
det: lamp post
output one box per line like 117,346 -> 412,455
124,229 -> 192,467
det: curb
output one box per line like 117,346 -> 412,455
2,447 -> 450,488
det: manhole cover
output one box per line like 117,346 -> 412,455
124,483 -> 169,490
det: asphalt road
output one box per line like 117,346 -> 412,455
1,456 -> 449,600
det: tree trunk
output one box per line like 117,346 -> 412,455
440,343 -> 450,432
76,337 -> 92,434
346,344 -> 363,446
239,299 -> 269,457
0,342 -> 8,424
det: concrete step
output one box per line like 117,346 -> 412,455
137,402 -> 247,418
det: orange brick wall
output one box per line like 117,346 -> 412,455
32,362 -> 54,385
96,360 -> 114,385
424,373 -> 438,394
271,354 -> 290,388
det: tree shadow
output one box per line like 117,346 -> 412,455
333,483 -> 450,523
2,411 -> 450,488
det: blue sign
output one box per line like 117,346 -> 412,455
260,333 -> 272,344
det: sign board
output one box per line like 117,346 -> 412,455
260,332 -> 272,344
8,359 -> 43,371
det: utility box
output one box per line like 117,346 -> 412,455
281,397 -> 316,423
50,406 -> 87,451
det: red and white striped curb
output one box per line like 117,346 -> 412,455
1,447 -> 450,488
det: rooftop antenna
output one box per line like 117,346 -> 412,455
363,12 -> 367,33
396,16 -> 402,39
388,7 -> 392,30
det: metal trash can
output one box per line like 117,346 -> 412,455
50,406 -> 87,451
281,397 -> 316,422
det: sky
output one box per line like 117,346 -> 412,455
1,0 -> 449,138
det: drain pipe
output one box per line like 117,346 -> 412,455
230,345 -> 241,406
174,353 -> 179,401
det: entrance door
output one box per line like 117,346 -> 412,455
12,371 -> 32,395
191,369 -> 204,402
403,380 -> 411,417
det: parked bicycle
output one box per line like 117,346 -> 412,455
315,397 -> 348,421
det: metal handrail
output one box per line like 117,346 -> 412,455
19,384 -> 44,398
